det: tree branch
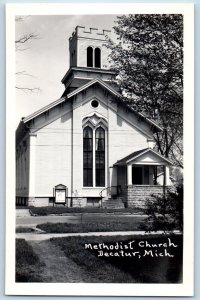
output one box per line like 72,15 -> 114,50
15,86 -> 41,93
15,71 -> 36,78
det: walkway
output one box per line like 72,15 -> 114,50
28,240 -> 95,282
16,213 -> 147,226
16,230 -> 181,241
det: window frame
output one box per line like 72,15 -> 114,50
94,47 -> 101,68
87,46 -> 93,68
95,127 -> 105,187
83,126 -> 93,187
86,46 -> 101,68
83,123 -> 107,188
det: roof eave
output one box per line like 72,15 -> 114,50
67,78 -> 120,99
115,148 -> 173,166
18,76 -> 162,134
23,96 -> 67,123
61,67 -> 116,84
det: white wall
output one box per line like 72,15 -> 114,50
71,85 -> 151,197
33,104 -> 72,197
24,83 -> 154,200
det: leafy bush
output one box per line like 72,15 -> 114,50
141,183 -> 183,232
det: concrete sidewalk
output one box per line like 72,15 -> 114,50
16,213 -> 147,227
16,230 -> 181,241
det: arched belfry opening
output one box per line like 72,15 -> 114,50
95,48 -> 101,68
87,46 -> 101,68
87,47 -> 93,68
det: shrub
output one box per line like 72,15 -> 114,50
141,183 -> 183,232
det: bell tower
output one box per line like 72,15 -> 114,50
69,26 -> 111,69
61,26 -> 117,95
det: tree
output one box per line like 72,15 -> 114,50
15,16 -> 40,93
107,14 -> 183,166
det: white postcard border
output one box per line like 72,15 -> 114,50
6,3 -> 194,296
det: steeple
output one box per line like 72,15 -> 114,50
69,26 -> 111,69
61,26 -> 118,96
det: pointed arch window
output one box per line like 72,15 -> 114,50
95,127 -> 105,186
95,48 -> 101,68
83,126 -> 93,186
87,47 -> 93,67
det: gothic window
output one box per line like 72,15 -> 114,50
95,48 -> 101,68
95,127 -> 105,186
87,47 -> 93,67
83,126 -> 93,186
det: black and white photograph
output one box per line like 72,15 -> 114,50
5,3 -> 194,296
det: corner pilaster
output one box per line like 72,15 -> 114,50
29,134 -> 37,197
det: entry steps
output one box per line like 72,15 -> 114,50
102,197 -> 125,209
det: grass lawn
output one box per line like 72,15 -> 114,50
30,206 -> 144,216
36,218 -> 147,233
51,234 -> 183,283
16,239 -> 45,282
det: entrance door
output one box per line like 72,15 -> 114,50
132,166 -> 143,184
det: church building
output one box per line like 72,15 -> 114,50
16,26 -> 172,208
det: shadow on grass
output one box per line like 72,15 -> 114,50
51,234 -> 183,283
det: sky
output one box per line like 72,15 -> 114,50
15,15 -> 118,126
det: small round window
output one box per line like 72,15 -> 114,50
91,99 -> 99,108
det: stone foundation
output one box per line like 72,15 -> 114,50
16,196 -> 89,207
70,197 -> 87,207
126,185 -> 169,208
28,197 -> 49,207
16,188 -> 169,209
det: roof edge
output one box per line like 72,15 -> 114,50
61,67 -> 116,84
115,148 -> 173,166
17,77 -> 162,134
22,96 -> 66,124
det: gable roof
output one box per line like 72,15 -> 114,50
67,79 -> 162,132
20,78 -> 162,133
22,96 -> 66,123
115,148 -> 172,166
67,78 -> 119,99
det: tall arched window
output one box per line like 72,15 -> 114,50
83,127 -> 93,186
95,127 -> 105,186
95,48 -> 101,68
87,47 -> 93,67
